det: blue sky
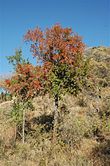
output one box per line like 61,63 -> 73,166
0,0 -> 110,75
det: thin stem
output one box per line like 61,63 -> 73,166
53,94 -> 59,143
22,108 -> 25,144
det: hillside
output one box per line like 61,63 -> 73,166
0,46 -> 110,166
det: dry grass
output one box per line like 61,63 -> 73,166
0,90 -> 110,165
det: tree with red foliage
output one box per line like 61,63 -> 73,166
4,51 -> 44,143
25,24 -> 84,64
24,24 -> 87,142
5,64 -> 43,100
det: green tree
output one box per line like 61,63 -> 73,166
6,49 -> 29,70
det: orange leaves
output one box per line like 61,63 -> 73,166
24,27 -> 43,42
5,79 -> 11,86
24,24 -> 85,66
43,61 -> 53,75
4,63 -> 43,100
16,64 -> 34,74
52,54 -> 61,61
31,80 -> 41,90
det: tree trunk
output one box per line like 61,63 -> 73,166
53,94 -> 59,143
22,108 -> 25,144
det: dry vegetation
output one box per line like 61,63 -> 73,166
0,46 -> 110,166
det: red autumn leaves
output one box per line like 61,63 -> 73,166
24,24 -> 85,65
5,64 -> 43,100
4,24 -> 85,100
